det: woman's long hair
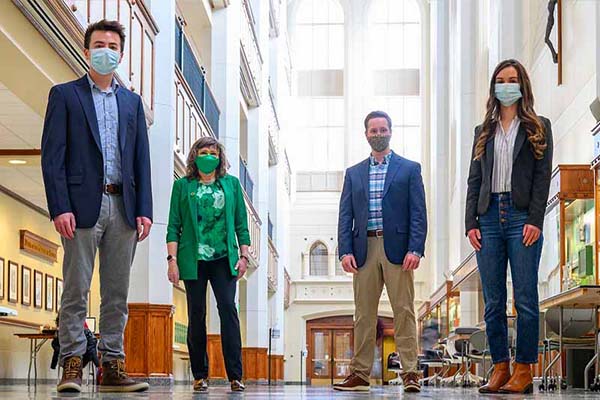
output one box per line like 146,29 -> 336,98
473,59 -> 546,161
185,136 -> 228,180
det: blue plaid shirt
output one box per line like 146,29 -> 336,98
368,152 -> 392,231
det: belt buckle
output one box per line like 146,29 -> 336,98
376,230 -> 384,238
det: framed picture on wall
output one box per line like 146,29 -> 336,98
8,261 -> 18,303
45,274 -> 54,312
0,257 -> 5,301
21,266 -> 31,306
34,270 -> 43,309
56,278 -> 63,311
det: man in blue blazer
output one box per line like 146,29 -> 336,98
41,20 -> 152,393
334,111 -> 427,393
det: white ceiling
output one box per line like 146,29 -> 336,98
0,82 -> 47,210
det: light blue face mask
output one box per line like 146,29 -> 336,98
494,83 -> 522,106
89,48 -> 120,75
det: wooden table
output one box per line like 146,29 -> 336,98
539,285 -> 600,390
14,332 -> 55,386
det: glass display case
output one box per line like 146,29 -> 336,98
538,165 -> 595,300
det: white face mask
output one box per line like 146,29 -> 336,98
494,83 -> 522,106
89,48 -> 120,75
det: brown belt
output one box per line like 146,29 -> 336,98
104,184 -> 122,195
367,229 -> 384,238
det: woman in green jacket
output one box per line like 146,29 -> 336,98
166,136 -> 251,393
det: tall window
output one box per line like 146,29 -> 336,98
290,0 -> 345,172
368,0 -> 422,163
335,246 -> 345,276
310,242 -> 329,276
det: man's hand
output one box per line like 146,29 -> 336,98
341,254 -> 358,274
137,216 -> 152,241
467,228 -> 482,251
54,212 -> 76,240
523,224 -> 541,247
402,253 -> 421,271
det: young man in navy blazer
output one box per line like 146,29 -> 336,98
41,20 -> 152,393
334,111 -> 427,393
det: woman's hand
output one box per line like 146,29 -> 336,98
167,261 -> 180,284
523,224 -> 541,247
467,228 -> 482,251
235,256 -> 248,280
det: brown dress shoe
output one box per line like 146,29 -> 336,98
57,356 -> 83,393
479,361 -> 511,393
99,359 -> 149,392
193,378 -> 208,392
333,373 -> 370,391
230,380 -> 245,392
402,371 -> 422,393
499,362 -> 533,394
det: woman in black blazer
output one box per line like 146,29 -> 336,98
465,59 -> 553,394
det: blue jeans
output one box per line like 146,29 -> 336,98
475,193 -> 543,364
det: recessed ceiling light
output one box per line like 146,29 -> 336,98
8,160 -> 27,165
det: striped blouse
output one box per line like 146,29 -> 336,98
492,118 -> 520,193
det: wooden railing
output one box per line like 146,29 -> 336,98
267,82 -> 280,166
284,268 -> 291,309
174,69 -> 215,171
62,0 -> 159,110
240,0 -> 263,105
267,237 -> 279,293
243,191 -> 261,266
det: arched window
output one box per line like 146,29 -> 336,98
309,242 -> 329,276
368,0 -> 422,163
290,0 -> 345,172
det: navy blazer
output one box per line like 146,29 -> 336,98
337,152 -> 427,267
41,75 -> 153,229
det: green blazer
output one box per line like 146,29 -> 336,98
166,174 -> 251,279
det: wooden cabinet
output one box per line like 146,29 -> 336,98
539,165 -> 595,301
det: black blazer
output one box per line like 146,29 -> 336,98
465,116 -> 553,234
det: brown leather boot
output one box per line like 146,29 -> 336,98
479,361 -> 511,393
99,359 -> 149,392
57,356 -> 83,393
499,362 -> 533,394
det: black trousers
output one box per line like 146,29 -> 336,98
183,257 -> 242,381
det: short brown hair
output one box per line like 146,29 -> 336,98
364,111 -> 392,131
84,20 -> 126,53
185,137 -> 229,180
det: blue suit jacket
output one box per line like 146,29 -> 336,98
41,75 -> 152,229
337,152 -> 427,267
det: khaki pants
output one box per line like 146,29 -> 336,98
349,237 -> 418,381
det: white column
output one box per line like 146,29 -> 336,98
128,0 -> 176,306
597,0 -> 600,97
245,0 -> 270,351
459,291 -> 479,327
209,2 -> 242,335
429,0 -> 450,291
497,0 -> 524,61
455,0 -> 479,263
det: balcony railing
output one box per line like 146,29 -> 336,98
284,269 -> 291,309
283,151 -> 292,196
62,0 -> 159,111
174,69 -> 216,170
175,19 -> 220,137
267,82 -> 280,166
267,238 -> 279,293
239,157 -> 254,203
240,0 -> 263,106
269,0 -> 280,38
243,191 -> 261,265
268,215 -> 274,241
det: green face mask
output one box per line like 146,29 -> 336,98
195,154 -> 220,174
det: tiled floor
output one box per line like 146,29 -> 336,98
0,384 -> 599,399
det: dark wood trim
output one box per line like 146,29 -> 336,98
19,230 -> 60,263
0,149 -> 41,156
557,0 -> 563,85
0,185 -> 49,218
0,257 -> 4,301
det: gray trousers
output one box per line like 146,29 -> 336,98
59,194 -> 137,365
